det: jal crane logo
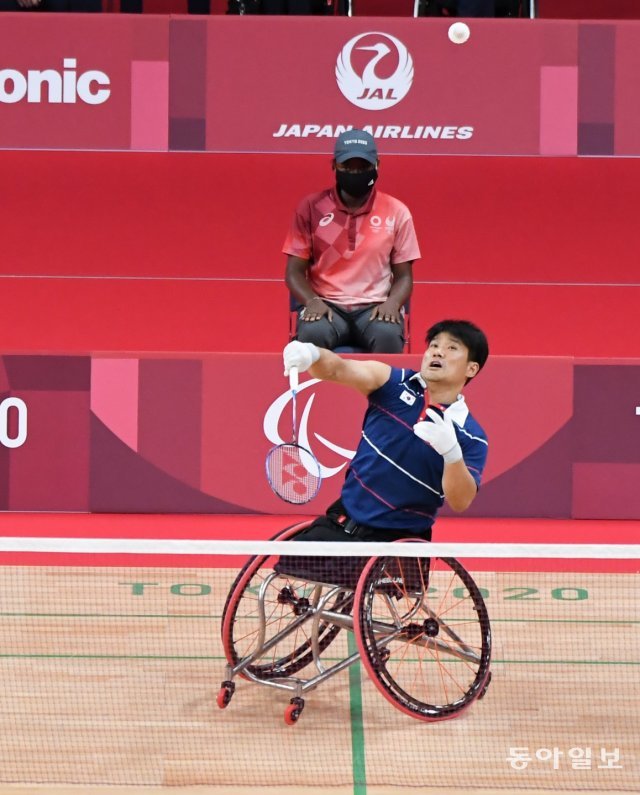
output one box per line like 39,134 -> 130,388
336,32 -> 414,110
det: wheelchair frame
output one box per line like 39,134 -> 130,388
218,521 -> 491,724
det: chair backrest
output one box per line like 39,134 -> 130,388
289,294 -> 412,353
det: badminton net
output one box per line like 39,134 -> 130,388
0,532 -> 637,792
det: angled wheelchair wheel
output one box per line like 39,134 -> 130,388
221,521 -> 353,681
354,553 -> 491,722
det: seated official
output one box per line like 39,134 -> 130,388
284,130 -> 420,354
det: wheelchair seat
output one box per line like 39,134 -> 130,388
273,553 -> 368,590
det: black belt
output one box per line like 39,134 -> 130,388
335,513 -> 405,541
326,499 -> 431,541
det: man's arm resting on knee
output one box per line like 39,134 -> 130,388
370,261 -> 413,323
285,255 -> 333,322
388,261 -> 413,308
285,255 -> 318,306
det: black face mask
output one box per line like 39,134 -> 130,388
336,168 -> 378,199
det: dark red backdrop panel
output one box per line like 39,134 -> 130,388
537,1 -> 640,19
2,150 -> 638,356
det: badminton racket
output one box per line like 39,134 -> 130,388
265,367 -> 322,504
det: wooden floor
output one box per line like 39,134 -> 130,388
0,789 -> 636,795
0,562 -> 637,794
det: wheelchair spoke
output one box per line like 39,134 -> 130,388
355,555 -> 491,721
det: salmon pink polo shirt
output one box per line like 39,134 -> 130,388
283,188 -> 421,308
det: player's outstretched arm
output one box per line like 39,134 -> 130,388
283,341 -> 390,397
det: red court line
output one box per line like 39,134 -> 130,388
0,513 -> 637,542
0,552 -> 635,573
0,513 -> 311,539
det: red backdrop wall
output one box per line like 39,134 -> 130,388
538,1 -> 640,19
2,150 -> 638,357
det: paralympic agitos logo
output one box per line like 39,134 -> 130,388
263,379 -> 355,480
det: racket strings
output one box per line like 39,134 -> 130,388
266,443 -> 321,505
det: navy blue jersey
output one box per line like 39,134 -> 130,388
340,367 -> 488,534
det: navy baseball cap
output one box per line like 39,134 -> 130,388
334,130 -> 378,165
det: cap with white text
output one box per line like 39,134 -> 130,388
334,130 -> 378,166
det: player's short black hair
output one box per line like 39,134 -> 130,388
426,320 -> 489,373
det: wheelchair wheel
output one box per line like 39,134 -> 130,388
354,553 -> 491,721
221,521 -> 352,681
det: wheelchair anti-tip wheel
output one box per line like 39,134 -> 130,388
354,553 -> 491,722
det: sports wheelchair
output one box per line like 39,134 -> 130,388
218,520 -> 491,724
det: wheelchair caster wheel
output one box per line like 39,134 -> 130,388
478,672 -> 492,700
284,697 -> 305,725
217,681 -> 236,709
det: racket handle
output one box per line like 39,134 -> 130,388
289,366 -> 299,391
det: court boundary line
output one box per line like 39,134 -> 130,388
1,275 -> 639,288
0,538 -> 638,558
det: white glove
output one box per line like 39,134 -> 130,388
413,408 -> 462,464
283,341 -> 320,376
